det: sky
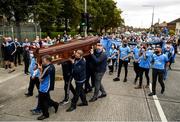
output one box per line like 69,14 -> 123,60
114,0 -> 180,28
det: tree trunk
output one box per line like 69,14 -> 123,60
15,21 -> 22,42
65,17 -> 68,31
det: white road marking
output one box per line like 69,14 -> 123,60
149,83 -> 168,122
0,72 -> 23,84
0,105 -> 4,108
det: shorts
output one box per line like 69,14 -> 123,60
8,54 -> 15,62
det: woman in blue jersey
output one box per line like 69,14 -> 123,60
108,43 -> 118,75
135,45 -> 151,89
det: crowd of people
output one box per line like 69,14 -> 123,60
1,31 -> 180,120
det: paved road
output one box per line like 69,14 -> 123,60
0,56 -> 180,121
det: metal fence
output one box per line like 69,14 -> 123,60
0,23 -> 41,67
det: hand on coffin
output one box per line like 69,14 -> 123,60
90,49 -> 94,55
69,58 -> 75,64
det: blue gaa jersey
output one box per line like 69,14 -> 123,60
39,65 -> 51,93
152,54 -> 168,70
30,58 -> 36,77
139,51 -> 152,69
7,40 -> 16,54
32,69 -> 40,78
109,48 -> 118,59
119,46 -> 131,61
133,46 -> 140,60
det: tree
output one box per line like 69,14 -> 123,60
30,0 -> 63,35
0,0 -> 30,41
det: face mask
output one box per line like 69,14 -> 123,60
154,50 -> 160,54
96,49 -> 102,53
30,54 -> 34,58
124,44 -> 127,47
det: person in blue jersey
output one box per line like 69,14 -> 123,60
22,38 -> 30,49
25,53 -> 40,97
163,42 -> 174,80
113,39 -> 131,82
89,43 -> 107,102
37,55 -> 59,120
66,50 -> 88,112
14,38 -> 22,66
132,45 -> 140,84
7,37 -> 16,73
135,45 -> 151,89
108,43 -> 118,75
148,46 -> 169,96
23,46 -> 30,75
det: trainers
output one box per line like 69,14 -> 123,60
148,92 -> 156,96
59,100 -> 69,105
31,109 -> 41,115
89,97 -> 97,102
145,85 -> 149,88
98,94 -> 107,98
37,115 -> 49,120
66,106 -> 76,112
123,79 -> 127,82
113,77 -> 120,81
25,93 -> 33,97
161,89 -> 165,94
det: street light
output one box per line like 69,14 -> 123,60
142,5 -> 155,31
84,0 -> 87,37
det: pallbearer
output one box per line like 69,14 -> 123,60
89,43 -> 107,102
66,50 -> 88,112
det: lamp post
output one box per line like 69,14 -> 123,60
142,5 -> 155,31
84,0 -> 87,37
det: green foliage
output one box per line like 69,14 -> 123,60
0,0 -> 124,34
169,30 -> 175,35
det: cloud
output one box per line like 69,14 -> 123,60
115,0 -> 180,28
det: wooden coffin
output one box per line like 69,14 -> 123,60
33,36 -> 100,64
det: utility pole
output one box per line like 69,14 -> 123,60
84,0 -> 87,37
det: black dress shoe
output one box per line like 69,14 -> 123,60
66,106 -> 76,112
98,94 -> 107,98
77,102 -> 88,106
161,89 -> 165,94
37,115 -> 49,120
123,79 -> 127,82
89,97 -> 97,102
113,77 -> 120,81
148,92 -> 156,96
54,102 -> 59,113
25,93 -> 33,97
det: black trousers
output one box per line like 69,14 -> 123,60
133,62 -> 140,82
24,60 -> 29,74
139,67 -> 150,86
117,59 -> 128,79
85,69 -> 95,91
152,69 -> 165,94
71,82 -> 87,108
39,91 -> 57,117
108,59 -> 117,73
14,49 -> 21,65
28,77 -> 39,95
63,75 -> 75,101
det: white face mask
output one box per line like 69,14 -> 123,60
30,54 -> 34,58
